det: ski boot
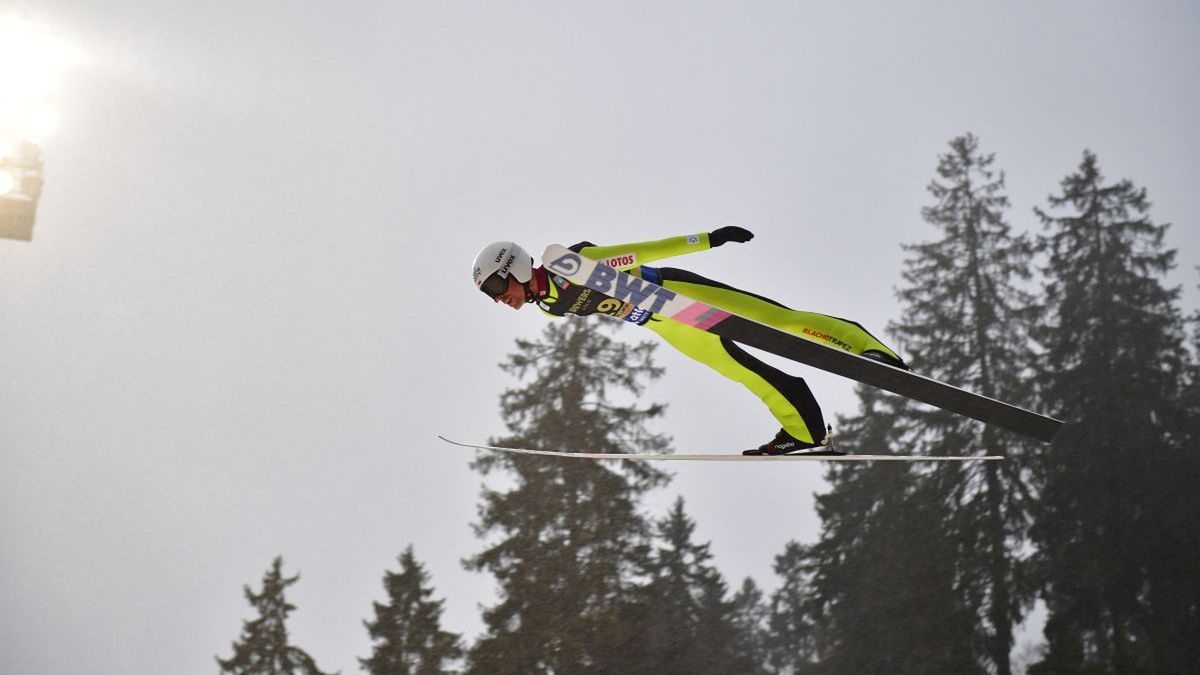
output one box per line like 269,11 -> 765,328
861,349 -> 912,371
743,425 -> 843,456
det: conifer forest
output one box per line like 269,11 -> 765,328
217,136 -> 1200,675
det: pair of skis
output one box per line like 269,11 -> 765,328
443,244 -> 1064,463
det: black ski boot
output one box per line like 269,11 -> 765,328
743,426 -> 843,456
861,349 -> 912,371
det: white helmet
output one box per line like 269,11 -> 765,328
472,241 -> 534,298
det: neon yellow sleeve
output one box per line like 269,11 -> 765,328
575,233 -> 712,271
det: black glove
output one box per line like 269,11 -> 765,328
709,226 -> 754,247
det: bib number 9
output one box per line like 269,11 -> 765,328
597,298 -> 631,318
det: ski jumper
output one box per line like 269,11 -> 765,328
533,234 -> 902,445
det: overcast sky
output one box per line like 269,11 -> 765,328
1,1 -> 1197,673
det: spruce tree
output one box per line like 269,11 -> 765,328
216,557 -> 336,675
788,137 -> 1034,672
1030,151 -> 1198,674
887,133 -> 1039,674
1168,279 -> 1200,670
804,389 -> 979,675
360,546 -> 463,675
765,541 -> 817,675
730,578 -> 771,673
626,497 -> 755,674
464,317 -> 670,674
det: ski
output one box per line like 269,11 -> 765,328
439,436 -> 1004,462
541,244 -> 1064,444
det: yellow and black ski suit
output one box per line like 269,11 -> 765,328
532,233 -> 903,446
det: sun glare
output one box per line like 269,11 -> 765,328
0,17 -> 82,146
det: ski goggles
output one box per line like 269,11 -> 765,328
479,272 -> 510,299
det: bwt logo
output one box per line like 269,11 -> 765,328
548,252 -> 677,314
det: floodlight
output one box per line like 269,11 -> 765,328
0,144 -> 42,240
0,17 -> 81,241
